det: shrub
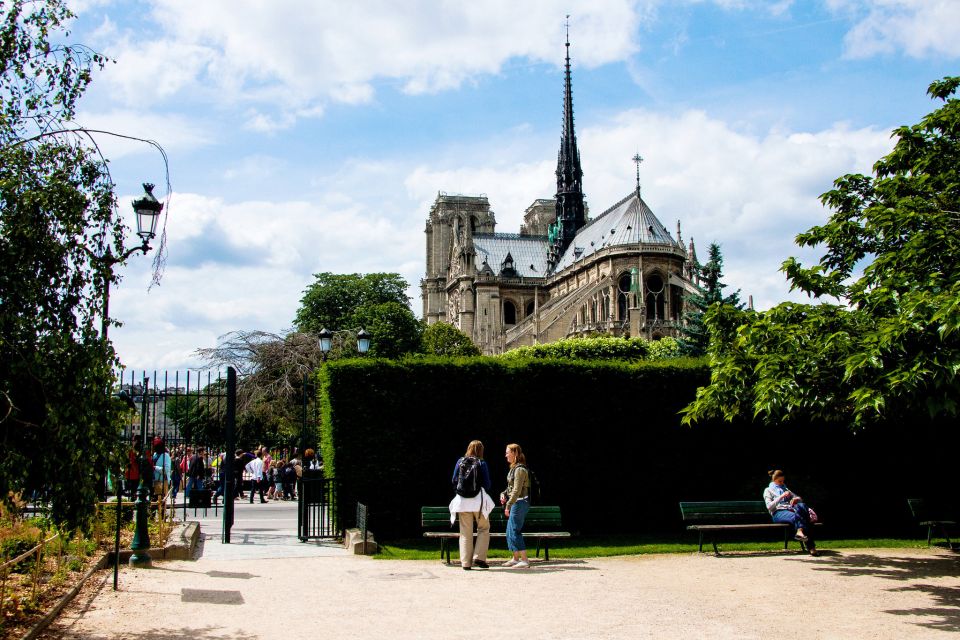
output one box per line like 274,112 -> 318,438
499,335 -> 683,361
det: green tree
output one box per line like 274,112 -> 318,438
421,322 -> 481,357
348,301 -> 423,359
294,272 -> 409,333
680,243 -> 742,356
0,0 -> 126,528
683,77 -> 960,428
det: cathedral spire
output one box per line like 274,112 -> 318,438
549,16 -> 586,271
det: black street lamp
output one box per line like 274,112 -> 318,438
119,183 -> 163,569
299,328 -> 371,457
97,183 -> 164,341
318,327 -> 371,361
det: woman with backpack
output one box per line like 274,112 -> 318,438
449,440 -> 493,570
500,443 -> 531,568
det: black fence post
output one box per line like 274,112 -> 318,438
222,366 -> 236,544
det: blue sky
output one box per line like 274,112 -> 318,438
63,0 -> 960,371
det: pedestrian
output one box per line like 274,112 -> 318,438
171,445 -> 187,504
764,469 -> 819,556
234,449 -> 254,499
246,449 -> 268,503
449,440 -> 494,570
185,447 -> 207,499
282,460 -> 297,500
152,437 -> 172,503
124,435 -> 142,500
500,443 -> 531,568
276,461 -> 286,499
303,448 -> 321,471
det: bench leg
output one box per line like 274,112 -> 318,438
928,525 -> 933,547
544,542 -> 550,562
698,531 -> 703,554
536,539 -> 541,559
784,528 -> 789,551
712,533 -> 719,557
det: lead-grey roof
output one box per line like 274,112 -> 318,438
474,233 -> 550,278
553,191 -> 682,272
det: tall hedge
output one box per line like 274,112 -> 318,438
319,357 -> 958,539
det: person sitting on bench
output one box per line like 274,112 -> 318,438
764,469 -> 818,556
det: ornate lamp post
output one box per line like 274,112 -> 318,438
98,184 -> 164,341
318,327 -> 371,361
299,328 -> 371,456
124,184 -> 164,568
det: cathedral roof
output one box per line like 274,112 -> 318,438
474,233 -> 550,278
553,190 -> 682,273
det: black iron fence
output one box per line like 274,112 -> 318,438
114,370 -> 231,523
298,470 -> 340,540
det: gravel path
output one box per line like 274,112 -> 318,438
41,546 -> 960,639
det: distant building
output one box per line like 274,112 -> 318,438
421,36 -> 700,354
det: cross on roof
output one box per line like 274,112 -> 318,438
632,153 -> 644,194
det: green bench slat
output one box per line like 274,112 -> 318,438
679,500 -> 819,555
421,505 -> 568,563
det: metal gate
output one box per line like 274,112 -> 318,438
114,367 -> 238,541
298,470 -> 340,539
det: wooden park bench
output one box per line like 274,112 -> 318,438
422,505 -> 571,564
907,498 -> 955,548
680,500 -> 820,556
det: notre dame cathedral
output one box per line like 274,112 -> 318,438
421,37 -> 700,355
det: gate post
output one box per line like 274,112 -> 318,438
222,366 -> 236,544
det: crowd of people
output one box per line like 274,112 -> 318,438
122,435 -> 322,506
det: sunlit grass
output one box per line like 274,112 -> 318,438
375,534 -> 933,561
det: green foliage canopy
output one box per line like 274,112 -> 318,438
0,0 -> 124,527
684,77 -> 960,428
294,272 -> 409,334
348,301 -> 423,359
499,335 -> 683,361
420,322 -> 481,357
680,243 -> 742,356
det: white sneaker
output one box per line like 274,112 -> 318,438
513,560 -> 530,569
503,559 -> 518,567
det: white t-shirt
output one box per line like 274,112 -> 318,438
245,457 -> 264,480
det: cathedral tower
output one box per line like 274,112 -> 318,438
548,28 -> 586,271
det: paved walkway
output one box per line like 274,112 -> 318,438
40,512 -> 960,640
187,499 -> 346,560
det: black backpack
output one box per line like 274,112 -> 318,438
518,464 -> 542,505
455,456 -> 482,498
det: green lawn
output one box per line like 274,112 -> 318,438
375,534 -> 933,561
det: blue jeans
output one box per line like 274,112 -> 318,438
507,499 -> 530,552
772,502 -> 814,544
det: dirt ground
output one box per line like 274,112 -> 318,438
40,548 -> 960,639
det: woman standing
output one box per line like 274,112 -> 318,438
152,437 -> 171,502
449,440 -> 493,570
501,443 -> 531,569
763,469 -> 818,556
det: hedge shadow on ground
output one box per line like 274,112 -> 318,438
791,552 -> 960,632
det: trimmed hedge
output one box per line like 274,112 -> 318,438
319,357 -> 958,539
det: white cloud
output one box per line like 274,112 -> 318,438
88,1 -> 644,128
108,187 -> 423,370
74,109 -> 214,158
830,0 -> 960,59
